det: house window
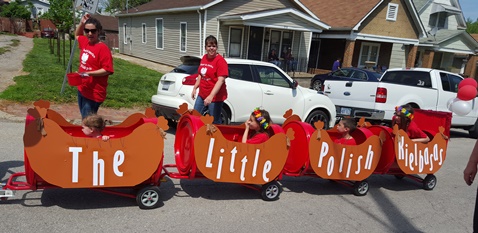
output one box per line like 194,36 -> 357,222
229,27 -> 243,58
142,23 -> 146,43
123,23 -> 127,45
429,12 -> 447,29
156,18 -> 163,49
280,31 -> 293,58
386,3 -> 399,21
180,22 -> 187,52
269,30 -> 281,55
358,42 -> 380,68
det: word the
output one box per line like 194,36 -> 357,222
69,147 -> 125,186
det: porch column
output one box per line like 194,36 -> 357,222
406,45 -> 417,68
421,50 -> 435,68
343,40 -> 355,67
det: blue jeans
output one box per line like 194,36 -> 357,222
194,96 -> 223,124
270,60 -> 281,68
78,91 -> 102,119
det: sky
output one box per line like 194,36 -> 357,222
460,0 -> 478,21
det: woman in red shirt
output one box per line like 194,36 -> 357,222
242,108 -> 272,144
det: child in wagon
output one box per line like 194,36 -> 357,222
242,108 -> 272,144
334,117 -> 357,145
82,114 -> 112,141
392,104 -> 430,143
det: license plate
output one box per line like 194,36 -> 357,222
162,82 -> 170,91
340,107 -> 351,115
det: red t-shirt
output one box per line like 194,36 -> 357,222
77,36 -> 114,102
407,121 -> 428,139
247,133 -> 269,144
197,54 -> 228,101
334,137 -> 357,145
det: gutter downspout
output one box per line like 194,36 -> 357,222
197,9 -> 202,55
203,9 -> 208,54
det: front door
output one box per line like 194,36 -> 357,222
248,27 -> 263,61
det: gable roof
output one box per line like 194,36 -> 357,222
299,0 -> 381,29
92,14 -> 118,32
118,0 -> 221,16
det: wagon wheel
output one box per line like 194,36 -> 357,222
423,174 -> 437,190
261,181 -> 282,201
136,186 -> 161,209
353,180 -> 369,196
394,175 -> 405,180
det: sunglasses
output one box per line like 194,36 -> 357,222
84,29 -> 97,34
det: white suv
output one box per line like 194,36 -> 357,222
151,56 -> 337,128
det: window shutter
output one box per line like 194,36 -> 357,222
386,3 -> 399,21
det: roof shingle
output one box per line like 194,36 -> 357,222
300,0 -> 381,29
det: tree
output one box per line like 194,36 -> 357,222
104,0 -> 152,14
41,0 -> 75,33
466,18 -> 478,34
0,1 -> 32,33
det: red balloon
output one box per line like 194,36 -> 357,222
457,85 -> 478,101
458,78 -> 478,89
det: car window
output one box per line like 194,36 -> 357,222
255,65 -> 291,88
350,71 -> 367,80
332,69 -> 351,77
172,64 -> 199,74
440,73 -> 461,93
381,71 -> 431,88
228,64 -> 253,82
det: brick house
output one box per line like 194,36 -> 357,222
464,34 -> 478,79
117,0 -> 330,71
92,14 -> 119,50
301,0 -> 428,74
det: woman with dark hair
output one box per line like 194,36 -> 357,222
74,14 -> 114,119
191,35 -> 228,124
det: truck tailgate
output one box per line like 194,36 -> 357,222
323,80 -> 380,118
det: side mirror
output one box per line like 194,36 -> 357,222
292,80 -> 299,89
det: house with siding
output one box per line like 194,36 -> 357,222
412,0 -> 478,74
117,0 -> 330,72
300,0 -> 428,73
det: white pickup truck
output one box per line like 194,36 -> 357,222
323,68 -> 478,137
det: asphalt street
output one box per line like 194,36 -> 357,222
0,118 -> 476,232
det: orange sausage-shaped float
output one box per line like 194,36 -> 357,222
23,106 -> 169,188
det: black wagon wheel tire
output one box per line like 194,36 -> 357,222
136,186 -> 161,209
394,175 -> 405,180
423,174 -> 437,190
353,180 -> 369,196
261,181 -> 282,201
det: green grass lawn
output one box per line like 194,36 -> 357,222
0,38 -> 162,108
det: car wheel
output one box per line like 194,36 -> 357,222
311,80 -> 323,91
220,108 -> 230,125
469,118 -> 478,139
305,109 -> 329,129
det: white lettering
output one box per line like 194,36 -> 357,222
262,161 -> 272,182
92,151 -> 104,186
113,150 -> 124,177
69,147 -> 82,183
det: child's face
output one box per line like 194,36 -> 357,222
336,121 -> 348,133
247,115 -> 260,131
82,124 -> 94,136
